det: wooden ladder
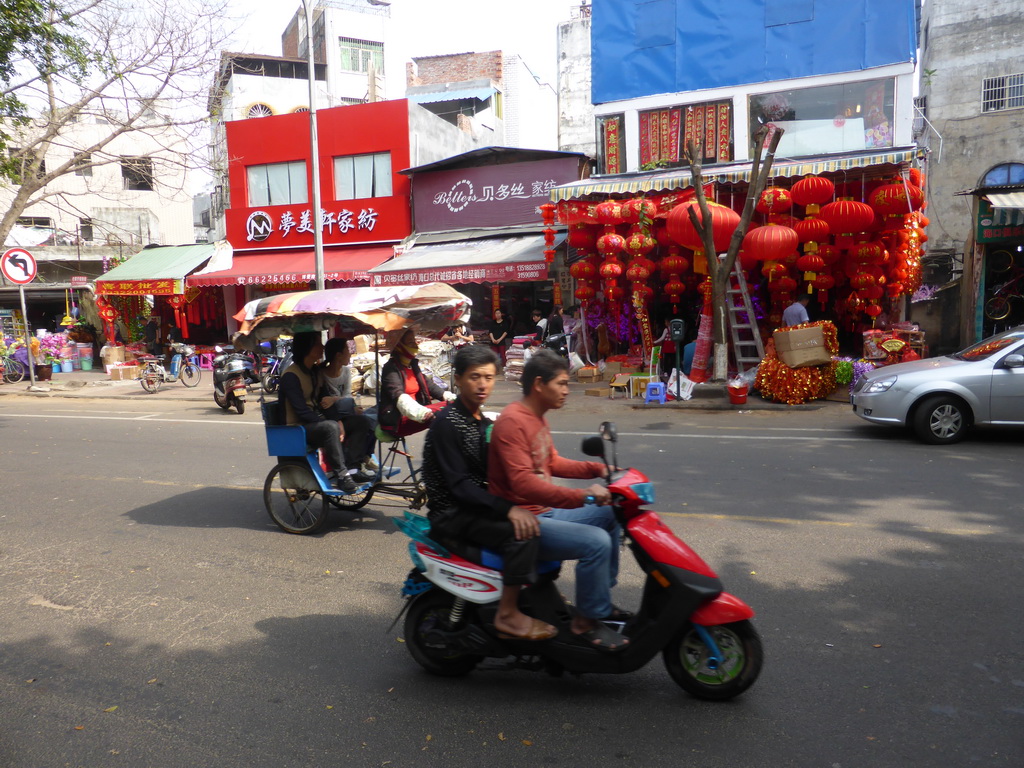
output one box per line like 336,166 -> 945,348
726,262 -> 764,375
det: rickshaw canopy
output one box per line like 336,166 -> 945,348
231,283 -> 472,349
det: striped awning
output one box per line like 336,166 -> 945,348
550,147 -> 919,201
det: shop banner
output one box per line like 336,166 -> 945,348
96,278 -> 181,296
412,158 -> 581,232
370,261 -> 548,287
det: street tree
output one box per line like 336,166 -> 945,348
682,125 -> 783,382
0,0 -> 231,247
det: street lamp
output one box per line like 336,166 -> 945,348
301,0 -> 325,291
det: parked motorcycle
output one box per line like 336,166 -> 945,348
259,340 -> 291,394
212,346 -> 251,414
393,422 -> 763,700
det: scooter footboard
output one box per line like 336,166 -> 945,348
690,591 -> 755,626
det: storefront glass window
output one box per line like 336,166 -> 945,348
333,152 -> 392,200
246,160 -> 307,207
749,78 -> 895,157
638,101 -> 732,169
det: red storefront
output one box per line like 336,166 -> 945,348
188,99 -> 422,331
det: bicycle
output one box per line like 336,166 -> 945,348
984,249 -> 1024,321
1,353 -> 26,384
136,342 -> 202,393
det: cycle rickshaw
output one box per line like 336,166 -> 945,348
232,283 -> 471,535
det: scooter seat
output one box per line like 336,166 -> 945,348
448,539 -> 560,575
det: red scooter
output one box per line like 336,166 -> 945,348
394,422 -> 763,700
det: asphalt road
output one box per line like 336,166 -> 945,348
1,390 -> 1022,767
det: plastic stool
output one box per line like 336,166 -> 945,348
644,382 -> 666,405
197,353 -> 215,370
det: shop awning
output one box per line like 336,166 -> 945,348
550,146 -> 919,201
94,243 -> 218,295
368,234 -> 564,287
986,191 -> 1024,208
186,245 -> 394,287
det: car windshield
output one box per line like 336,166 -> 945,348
952,330 -> 1024,361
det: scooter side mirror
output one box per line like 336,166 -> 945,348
581,436 -> 606,458
599,421 -> 618,443
214,345 -> 224,353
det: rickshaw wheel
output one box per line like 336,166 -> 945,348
264,461 -> 328,534
327,483 -> 374,511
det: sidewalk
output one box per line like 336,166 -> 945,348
0,367 -> 833,411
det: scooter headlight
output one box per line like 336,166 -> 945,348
630,482 -> 655,503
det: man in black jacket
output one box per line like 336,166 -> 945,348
422,345 -> 555,641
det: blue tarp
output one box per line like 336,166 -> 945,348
591,0 -> 917,104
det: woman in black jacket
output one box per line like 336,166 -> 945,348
378,328 -> 454,438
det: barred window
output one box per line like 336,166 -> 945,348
982,73 -> 1024,113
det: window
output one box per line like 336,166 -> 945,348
17,216 -> 52,228
982,163 -> 1024,187
982,74 -> 1024,113
79,218 -> 93,241
246,160 -> 308,206
121,157 -> 155,191
247,103 -> 274,118
333,152 -> 391,199
7,147 -> 45,181
74,152 -> 92,177
338,37 -> 384,74
595,114 -> 624,174
749,78 -> 895,156
638,101 -> 732,169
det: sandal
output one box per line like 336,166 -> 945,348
496,618 -> 557,641
573,621 -> 629,652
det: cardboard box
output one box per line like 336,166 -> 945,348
603,361 -> 622,376
101,345 -> 126,364
774,326 -> 831,368
585,387 -> 610,397
576,367 -> 602,382
109,365 -> 138,381
354,334 -> 373,355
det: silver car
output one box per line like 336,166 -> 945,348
851,326 -> 1024,444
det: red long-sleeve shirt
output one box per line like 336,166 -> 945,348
488,400 -> 606,513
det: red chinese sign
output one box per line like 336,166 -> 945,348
96,278 -> 181,296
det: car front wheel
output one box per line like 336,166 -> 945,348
913,395 -> 969,445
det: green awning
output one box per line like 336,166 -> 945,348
95,243 -> 219,296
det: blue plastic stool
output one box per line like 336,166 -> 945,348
644,381 -> 666,404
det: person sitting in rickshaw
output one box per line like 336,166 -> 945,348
379,328 -> 455,438
315,337 -> 374,483
279,331 -> 357,494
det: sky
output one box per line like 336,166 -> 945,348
225,0 -> 584,88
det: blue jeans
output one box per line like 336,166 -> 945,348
537,505 -> 620,620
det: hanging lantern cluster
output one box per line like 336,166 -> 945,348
540,203 -> 557,264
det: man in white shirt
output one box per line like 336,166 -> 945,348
781,294 -> 811,327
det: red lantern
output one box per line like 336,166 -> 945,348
818,243 -> 841,266
595,200 -> 625,226
813,273 -> 836,291
763,261 -> 790,282
742,223 -> 799,262
605,284 -> 626,302
567,223 -> 597,251
666,200 -> 740,274
623,227 -> 656,257
793,217 -> 830,244
570,260 -> 596,280
621,197 -> 658,224
575,284 -> 596,302
660,248 -> 690,276
596,230 -> 625,257
849,272 -> 876,292
865,303 -> 883,318
818,200 -> 875,247
790,175 -> 835,213
852,241 -> 885,265
755,187 -> 793,214
625,261 -> 652,282
869,181 -> 925,216
599,256 -> 624,280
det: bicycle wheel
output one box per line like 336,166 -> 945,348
985,295 -> 1012,320
3,357 -> 26,384
327,481 -> 375,511
180,363 -> 201,387
988,249 -> 1014,273
140,363 -> 162,393
264,461 -> 328,534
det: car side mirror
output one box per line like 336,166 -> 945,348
1001,354 -> 1024,369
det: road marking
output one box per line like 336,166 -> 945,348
0,413 -> 258,426
551,429 -> 863,442
658,510 -> 996,537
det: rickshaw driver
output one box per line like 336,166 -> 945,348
279,331 -> 358,493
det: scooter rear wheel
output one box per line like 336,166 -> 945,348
663,620 -> 763,700
213,386 -> 231,410
264,461 -> 328,534
404,590 -> 481,677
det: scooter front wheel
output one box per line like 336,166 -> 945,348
663,620 -> 763,701
264,461 -> 328,534
404,590 -> 481,677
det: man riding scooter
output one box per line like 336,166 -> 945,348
489,349 -> 629,651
